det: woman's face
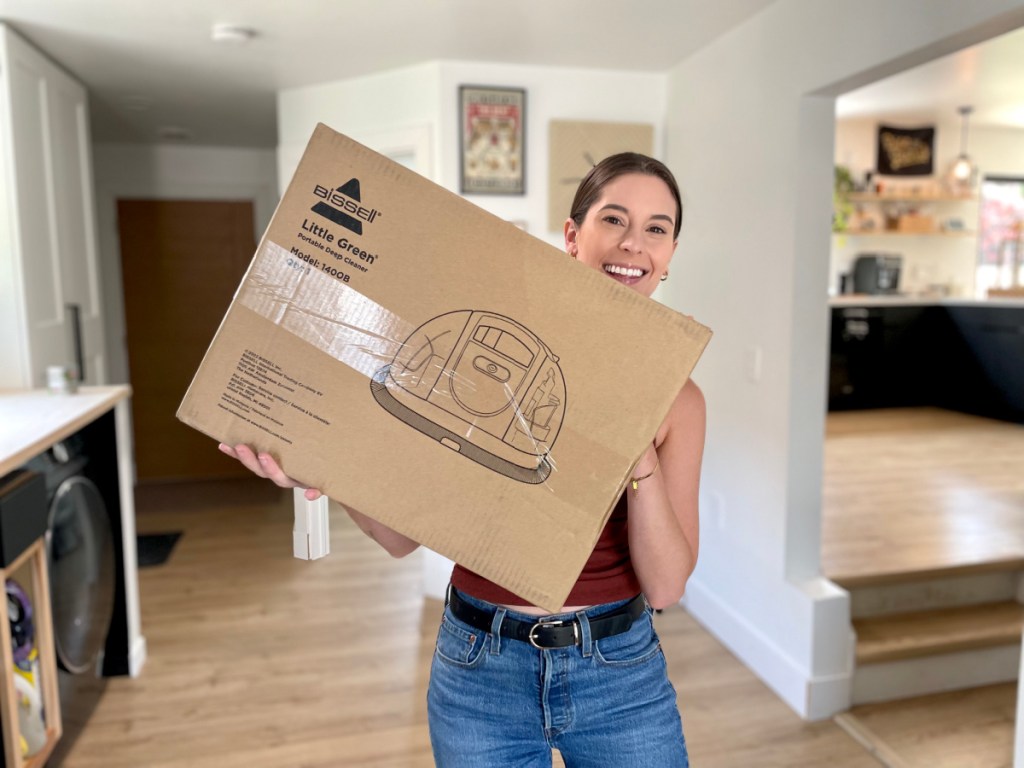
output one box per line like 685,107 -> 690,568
564,172 -> 678,298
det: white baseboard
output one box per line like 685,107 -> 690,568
129,635 -> 148,677
682,578 -> 851,720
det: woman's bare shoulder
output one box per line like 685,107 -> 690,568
656,378 -> 705,446
673,378 -> 705,420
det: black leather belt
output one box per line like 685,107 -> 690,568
446,586 -> 646,650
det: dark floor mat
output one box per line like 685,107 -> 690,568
136,532 -> 182,567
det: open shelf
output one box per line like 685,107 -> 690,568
836,229 -> 976,237
0,538 -> 62,768
848,193 -> 978,203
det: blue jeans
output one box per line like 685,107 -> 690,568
427,589 -> 689,767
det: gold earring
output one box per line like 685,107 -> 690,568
569,249 -> 577,260
660,271 -> 669,282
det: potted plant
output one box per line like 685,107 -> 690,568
833,165 -> 855,233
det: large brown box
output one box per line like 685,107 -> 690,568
177,124 -> 711,610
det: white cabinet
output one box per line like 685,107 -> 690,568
0,24 -> 106,389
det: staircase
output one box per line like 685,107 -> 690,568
833,559 -> 1024,706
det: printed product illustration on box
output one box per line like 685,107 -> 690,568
371,311 -> 565,483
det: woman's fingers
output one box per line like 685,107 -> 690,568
219,443 -> 323,498
223,443 -> 272,479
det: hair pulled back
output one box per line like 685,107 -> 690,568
568,152 -> 683,240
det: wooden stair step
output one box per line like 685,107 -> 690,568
829,556 -> 1024,590
854,600 -> 1024,664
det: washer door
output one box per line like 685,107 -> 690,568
47,475 -> 116,675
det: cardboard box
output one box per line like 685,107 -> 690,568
177,124 -> 711,611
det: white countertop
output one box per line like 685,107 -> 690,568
0,385 -> 132,476
829,295 -> 1024,308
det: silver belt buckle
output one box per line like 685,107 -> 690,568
528,619 -> 579,649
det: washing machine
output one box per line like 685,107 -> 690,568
22,411 -> 128,765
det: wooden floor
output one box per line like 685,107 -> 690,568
56,477 -> 876,768
837,683 -> 1016,768
821,407 -> 1024,583
823,407 -> 1023,767
53,406 -> 1024,766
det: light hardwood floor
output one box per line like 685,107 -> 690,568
57,478 -> 875,768
837,683 -> 1016,768
821,407 -> 1024,582
55,406 -> 1024,766
823,406 -> 1024,768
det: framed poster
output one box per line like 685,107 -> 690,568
547,120 -> 654,231
876,124 -> 934,176
459,85 -> 526,195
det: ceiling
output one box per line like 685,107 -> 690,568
836,24 -> 1024,129
3,2 -> 1020,150
0,0 -> 777,148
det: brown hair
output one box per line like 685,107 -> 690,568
568,152 -> 683,240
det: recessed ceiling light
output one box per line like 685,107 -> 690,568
211,23 -> 258,44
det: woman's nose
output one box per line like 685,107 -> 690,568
619,227 -> 643,254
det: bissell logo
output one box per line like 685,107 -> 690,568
311,178 -> 381,235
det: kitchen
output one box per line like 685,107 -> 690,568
819,23 -> 1024,757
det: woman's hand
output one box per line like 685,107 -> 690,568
218,443 -> 420,558
218,443 -> 323,501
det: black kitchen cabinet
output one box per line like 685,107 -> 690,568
829,305 -> 933,410
940,306 -> 1024,421
828,303 -> 1024,424
829,306 -> 884,409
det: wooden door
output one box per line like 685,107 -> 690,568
118,200 -> 255,482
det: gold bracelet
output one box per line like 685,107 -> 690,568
630,456 -> 660,492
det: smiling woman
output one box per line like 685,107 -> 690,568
564,153 -> 683,295
221,151 -> 706,768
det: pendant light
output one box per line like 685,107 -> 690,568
949,105 -> 977,190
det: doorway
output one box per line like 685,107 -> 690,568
117,199 -> 256,482
825,25 -> 1024,582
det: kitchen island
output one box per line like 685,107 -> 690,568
828,296 -> 1024,422
0,385 -> 146,676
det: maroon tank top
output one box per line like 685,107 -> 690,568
450,492 -> 640,608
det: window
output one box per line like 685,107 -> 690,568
977,176 -> 1024,294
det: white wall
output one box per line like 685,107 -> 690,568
832,118 -> 1024,297
662,0 -> 1024,719
277,61 -> 442,195
277,61 -> 666,249
435,61 -> 666,249
93,143 -> 278,384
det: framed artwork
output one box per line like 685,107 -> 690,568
459,86 -> 526,195
547,120 -> 655,232
876,124 -> 934,176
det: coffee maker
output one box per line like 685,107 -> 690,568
852,254 -> 902,295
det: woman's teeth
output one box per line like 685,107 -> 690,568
604,264 -> 645,278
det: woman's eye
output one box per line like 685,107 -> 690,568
602,215 -> 624,226
649,225 -> 667,235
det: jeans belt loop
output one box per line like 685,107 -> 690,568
489,607 -> 506,655
575,609 -> 594,657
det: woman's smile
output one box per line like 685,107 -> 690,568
565,172 -> 678,298
603,262 -> 649,284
